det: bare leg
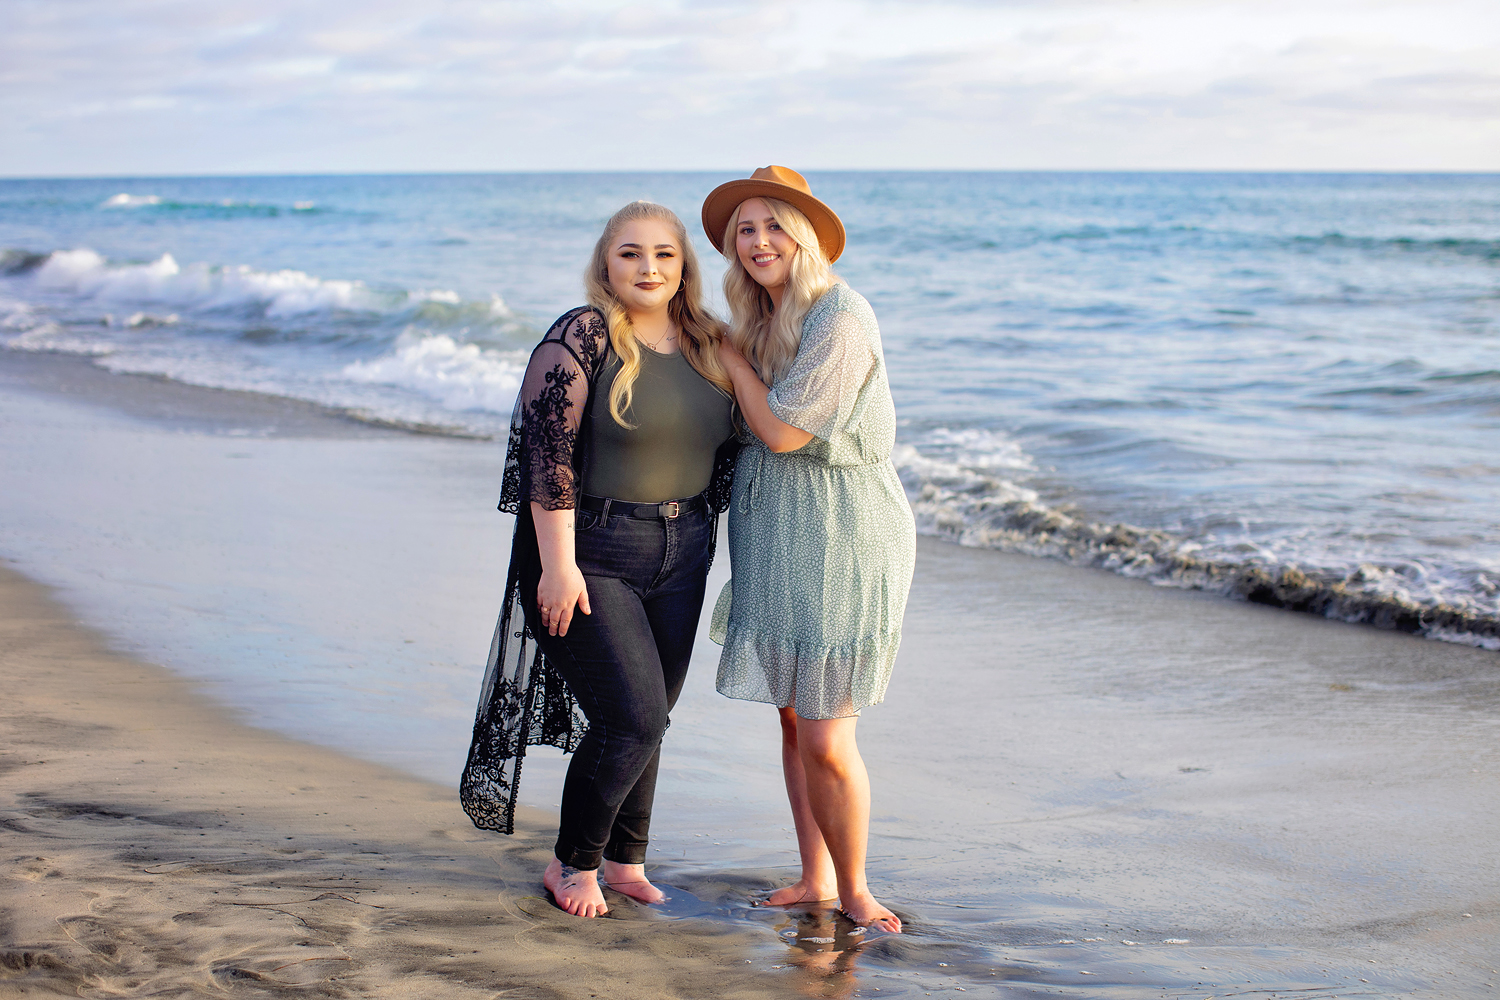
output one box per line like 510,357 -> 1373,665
543,857 -> 608,918
796,715 -> 901,933
765,706 -> 839,906
598,859 -> 667,903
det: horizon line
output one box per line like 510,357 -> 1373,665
3,167 -> 1499,182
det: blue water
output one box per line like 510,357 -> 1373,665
3,172 -> 1497,645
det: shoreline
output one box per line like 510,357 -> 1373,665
8,345 -> 1495,652
0,348 -> 494,442
0,562 -> 792,998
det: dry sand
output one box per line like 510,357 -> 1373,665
0,564 -> 787,999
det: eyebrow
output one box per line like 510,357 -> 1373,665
616,242 -> 678,250
737,216 -> 776,226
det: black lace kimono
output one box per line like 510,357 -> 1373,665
459,307 -> 737,834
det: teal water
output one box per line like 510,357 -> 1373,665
3,171 -> 1498,642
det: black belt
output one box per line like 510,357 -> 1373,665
579,493 -> 707,520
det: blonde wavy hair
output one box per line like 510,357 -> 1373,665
583,201 -> 732,427
720,197 -> 837,383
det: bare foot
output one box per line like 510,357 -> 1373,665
598,860 -> 667,904
760,877 -> 837,907
838,891 -> 902,933
543,858 -> 608,917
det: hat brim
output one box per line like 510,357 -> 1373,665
701,178 -> 846,264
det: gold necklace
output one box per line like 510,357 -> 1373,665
641,324 -> 678,352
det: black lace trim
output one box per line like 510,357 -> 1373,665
496,416 -> 523,515
498,306 -> 608,515
707,437 -> 740,515
468,307 -> 606,833
459,535 -> 585,834
524,362 -> 582,510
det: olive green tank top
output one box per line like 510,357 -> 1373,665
581,346 -> 735,503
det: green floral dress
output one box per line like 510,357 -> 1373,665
713,282 -> 915,719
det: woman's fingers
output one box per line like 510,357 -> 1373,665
554,582 -> 590,635
719,339 -> 750,372
535,575 -> 588,636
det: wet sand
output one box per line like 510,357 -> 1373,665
847,538 -> 1500,995
0,563 -> 799,999
3,349 -> 1499,998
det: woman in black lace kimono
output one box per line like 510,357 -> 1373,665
461,201 -> 737,918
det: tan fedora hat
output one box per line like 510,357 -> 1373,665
701,165 -> 846,264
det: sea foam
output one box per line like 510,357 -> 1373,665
2,246 -> 532,437
100,193 -> 321,216
894,428 -> 1500,650
342,331 -> 525,415
33,249 -> 378,318
101,193 -> 162,208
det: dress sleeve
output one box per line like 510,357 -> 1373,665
499,308 -> 608,513
765,301 -> 875,443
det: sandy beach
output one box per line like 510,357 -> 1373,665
0,562 -> 809,998
3,350 -> 1499,998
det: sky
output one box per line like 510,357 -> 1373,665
2,0 -> 1497,176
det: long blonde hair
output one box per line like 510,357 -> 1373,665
584,201 -> 733,427
721,198 -> 836,383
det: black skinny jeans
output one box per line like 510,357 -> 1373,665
520,502 -> 713,870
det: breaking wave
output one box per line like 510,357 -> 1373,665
0,246 -> 534,436
2,245 -> 529,340
895,431 -> 1500,651
100,192 -> 322,216
29,248 -> 385,319
342,331 -> 526,416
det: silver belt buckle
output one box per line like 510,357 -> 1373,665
662,501 -> 680,519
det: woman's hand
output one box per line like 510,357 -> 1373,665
720,339 -> 814,454
536,561 -> 590,637
531,503 -> 591,636
719,337 -> 752,377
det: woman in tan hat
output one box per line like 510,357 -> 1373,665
702,167 -> 915,933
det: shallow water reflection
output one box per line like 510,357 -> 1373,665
775,908 -> 876,955
771,907 -> 878,998
658,847 -> 1470,999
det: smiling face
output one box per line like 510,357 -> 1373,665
605,218 -> 683,316
734,198 -> 799,292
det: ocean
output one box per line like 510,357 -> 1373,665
4,171 -> 1496,648
3,171 -> 1498,995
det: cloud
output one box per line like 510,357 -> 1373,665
0,0 -> 1495,174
